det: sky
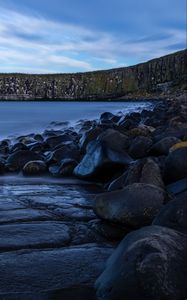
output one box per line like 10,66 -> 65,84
0,0 -> 186,73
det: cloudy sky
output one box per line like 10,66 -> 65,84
0,0 -> 186,73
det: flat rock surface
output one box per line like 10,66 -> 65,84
0,244 -> 113,293
0,179 -> 114,297
0,222 -> 70,251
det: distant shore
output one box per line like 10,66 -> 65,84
0,49 -> 186,101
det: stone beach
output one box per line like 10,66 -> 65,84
0,90 -> 187,299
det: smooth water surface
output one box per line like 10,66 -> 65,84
0,101 -> 154,139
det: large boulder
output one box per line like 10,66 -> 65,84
74,140 -> 132,181
95,225 -> 187,300
45,134 -> 74,149
150,136 -> 181,155
49,159 -> 78,177
22,160 -> 47,176
6,150 -> 43,171
97,129 -> 130,152
128,136 -> 153,159
46,145 -> 80,164
164,146 -> 187,183
108,158 -> 164,191
79,127 -> 103,153
95,183 -> 167,228
153,191 -> 187,234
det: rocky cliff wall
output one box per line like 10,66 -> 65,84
0,50 -> 186,100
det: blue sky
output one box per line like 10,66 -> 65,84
0,0 -> 186,73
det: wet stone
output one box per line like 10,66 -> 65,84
0,222 -> 70,251
0,208 -> 54,224
0,244 -> 113,294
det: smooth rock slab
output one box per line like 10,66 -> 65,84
0,244 -> 113,293
0,198 -> 25,211
0,222 -> 70,251
0,208 -> 53,224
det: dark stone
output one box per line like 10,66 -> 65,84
125,157 -> 164,188
10,142 -> 28,153
22,160 -> 47,176
45,134 -> 74,149
46,145 -> 80,164
6,150 -> 43,171
118,117 -> 137,130
34,134 -> 44,142
95,183 -> 167,227
95,225 -> 187,300
49,159 -> 78,177
166,178 -> 187,195
128,136 -> 153,159
90,219 -> 131,241
100,112 -> 115,121
153,192 -> 187,234
108,171 -> 128,191
164,146 -> 187,183
0,245 -> 113,294
28,142 -> 46,153
0,222 -> 70,251
149,136 -> 181,155
0,159 -> 6,174
79,127 -> 103,153
97,129 -> 129,152
108,158 -> 164,191
74,139 -> 132,181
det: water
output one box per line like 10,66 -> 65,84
0,101 -> 154,139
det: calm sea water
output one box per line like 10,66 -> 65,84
0,101 -> 154,139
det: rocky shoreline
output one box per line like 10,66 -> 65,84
0,92 -> 187,299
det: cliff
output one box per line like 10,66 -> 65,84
0,49 -> 186,100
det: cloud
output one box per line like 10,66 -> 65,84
0,7 -> 186,73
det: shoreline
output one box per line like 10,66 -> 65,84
0,91 -> 187,299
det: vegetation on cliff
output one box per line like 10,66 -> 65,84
0,49 -> 186,100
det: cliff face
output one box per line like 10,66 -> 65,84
0,50 -> 186,100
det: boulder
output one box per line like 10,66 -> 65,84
95,225 -> 187,300
108,171 -> 128,191
22,161 -> 47,176
169,140 -> 187,152
10,142 -> 28,153
45,134 -> 74,149
6,150 -> 43,171
153,191 -> 187,234
49,159 -> 78,177
100,112 -> 115,121
128,125 -> 153,137
126,158 -> 165,188
166,178 -> 187,195
46,145 -> 80,164
0,159 -> 6,174
74,140 -> 132,181
95,183 -> 167,228
79,127 -> 103,152
150,137 -> 181,155
164,146 -> 187,183
128,136 -> 153,159
28,142 -> 46,154
108,158 -> 164,191
97,129 -> 130,152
